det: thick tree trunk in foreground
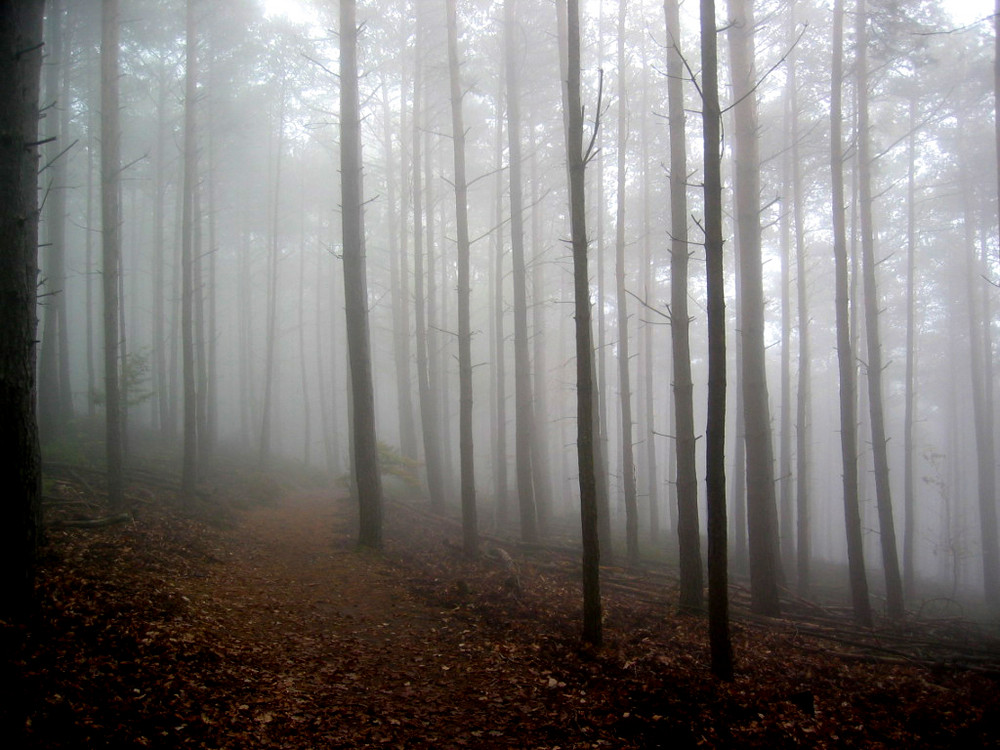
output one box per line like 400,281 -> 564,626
701,0 -> 733,680
831,0 -> 871,627
0,0 -> 45,620
665,0 -> 702,611
340,0 -> 383,549
565,0 -> 602,647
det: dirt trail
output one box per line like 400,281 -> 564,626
168,493 -> 572,748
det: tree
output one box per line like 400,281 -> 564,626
384,73 -> 417,462
505,0 -> 539,544
902,93 -> 917,598
0,0 -> 45,620
445,0 -> 478,557
38,0 -> 74,440
180,0 -> 198,501
340,0 -> 383,549
259,79 -> 286,469
960,111 -> 1000,610
614,0 -> 639,567
787,5 -> 811,596
701,0 -> 733,680
855,0 -> 904,621
665,0 -> 702,612
831,0 -> 872,627
101,0 -> 125,513
411,9 -> 445,509
726,0 -> 781,616
565,0 -> 601,647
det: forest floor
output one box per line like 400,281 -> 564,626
5,464 -> 1000,748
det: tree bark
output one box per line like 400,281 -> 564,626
446,0 -> 478,557
855,0 -> 904,621
39,0 -> 72,440
831,0 -> 871,627
504,0 -> 538,544
101,0 -> 124,512
259,82 -> 285,469
565,0 -> 602,647
180,0 -> 198,500
411,18 -> 445,509
789,7 -> 811,595
614,0 -> 639,567
960,115 -> 1000,610
665,0 -> 703,611
726,0 -> 781,616
490,82 -> 509,525
903,95 -> 917,598
0,0 -> 45,620
340,0 -> 383,549
701,0 -> 733,680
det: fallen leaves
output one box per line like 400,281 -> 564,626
5,475 -> 1000,748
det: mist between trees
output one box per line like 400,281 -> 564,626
10,0 -> 1000,654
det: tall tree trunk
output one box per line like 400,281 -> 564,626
340,0 -> 383,549
505,0 -> 539,543
206,99 -> 218,457
565,0 -> 602,647
726,0 -> 781,616
855,0 -> 904,621
778,12 -> 794,577
614,0 -> 639,567
665,0 -> 703,611
789,7 -> 811,595
384,78 -> 417,461
831,0 -> 871,626
101,0 -> 124,512
0,0 -> 45,620
193,176 -> 208,470
411,19 -> 444,508
594,2 -> 610,558
961,117 -> 1000,610
446,0 -> 478,557
701,0 -> 733,680
556,0 -> 610,553
491,82 -> 509,525
530,121 -> 554,528
259,82 -> 285,469
902,94 -> 917,598
39,0 -> 72,439
297,188 -> 311,466
425,110 -> 447,504
995,0 -> 999,267
315,220 -> 334,474
180,0 -> 198,500
639,37 -> 659,547
153,63 -> 169,435
85,56 -> 97,419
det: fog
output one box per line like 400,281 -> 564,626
36,0 -> 1000,616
